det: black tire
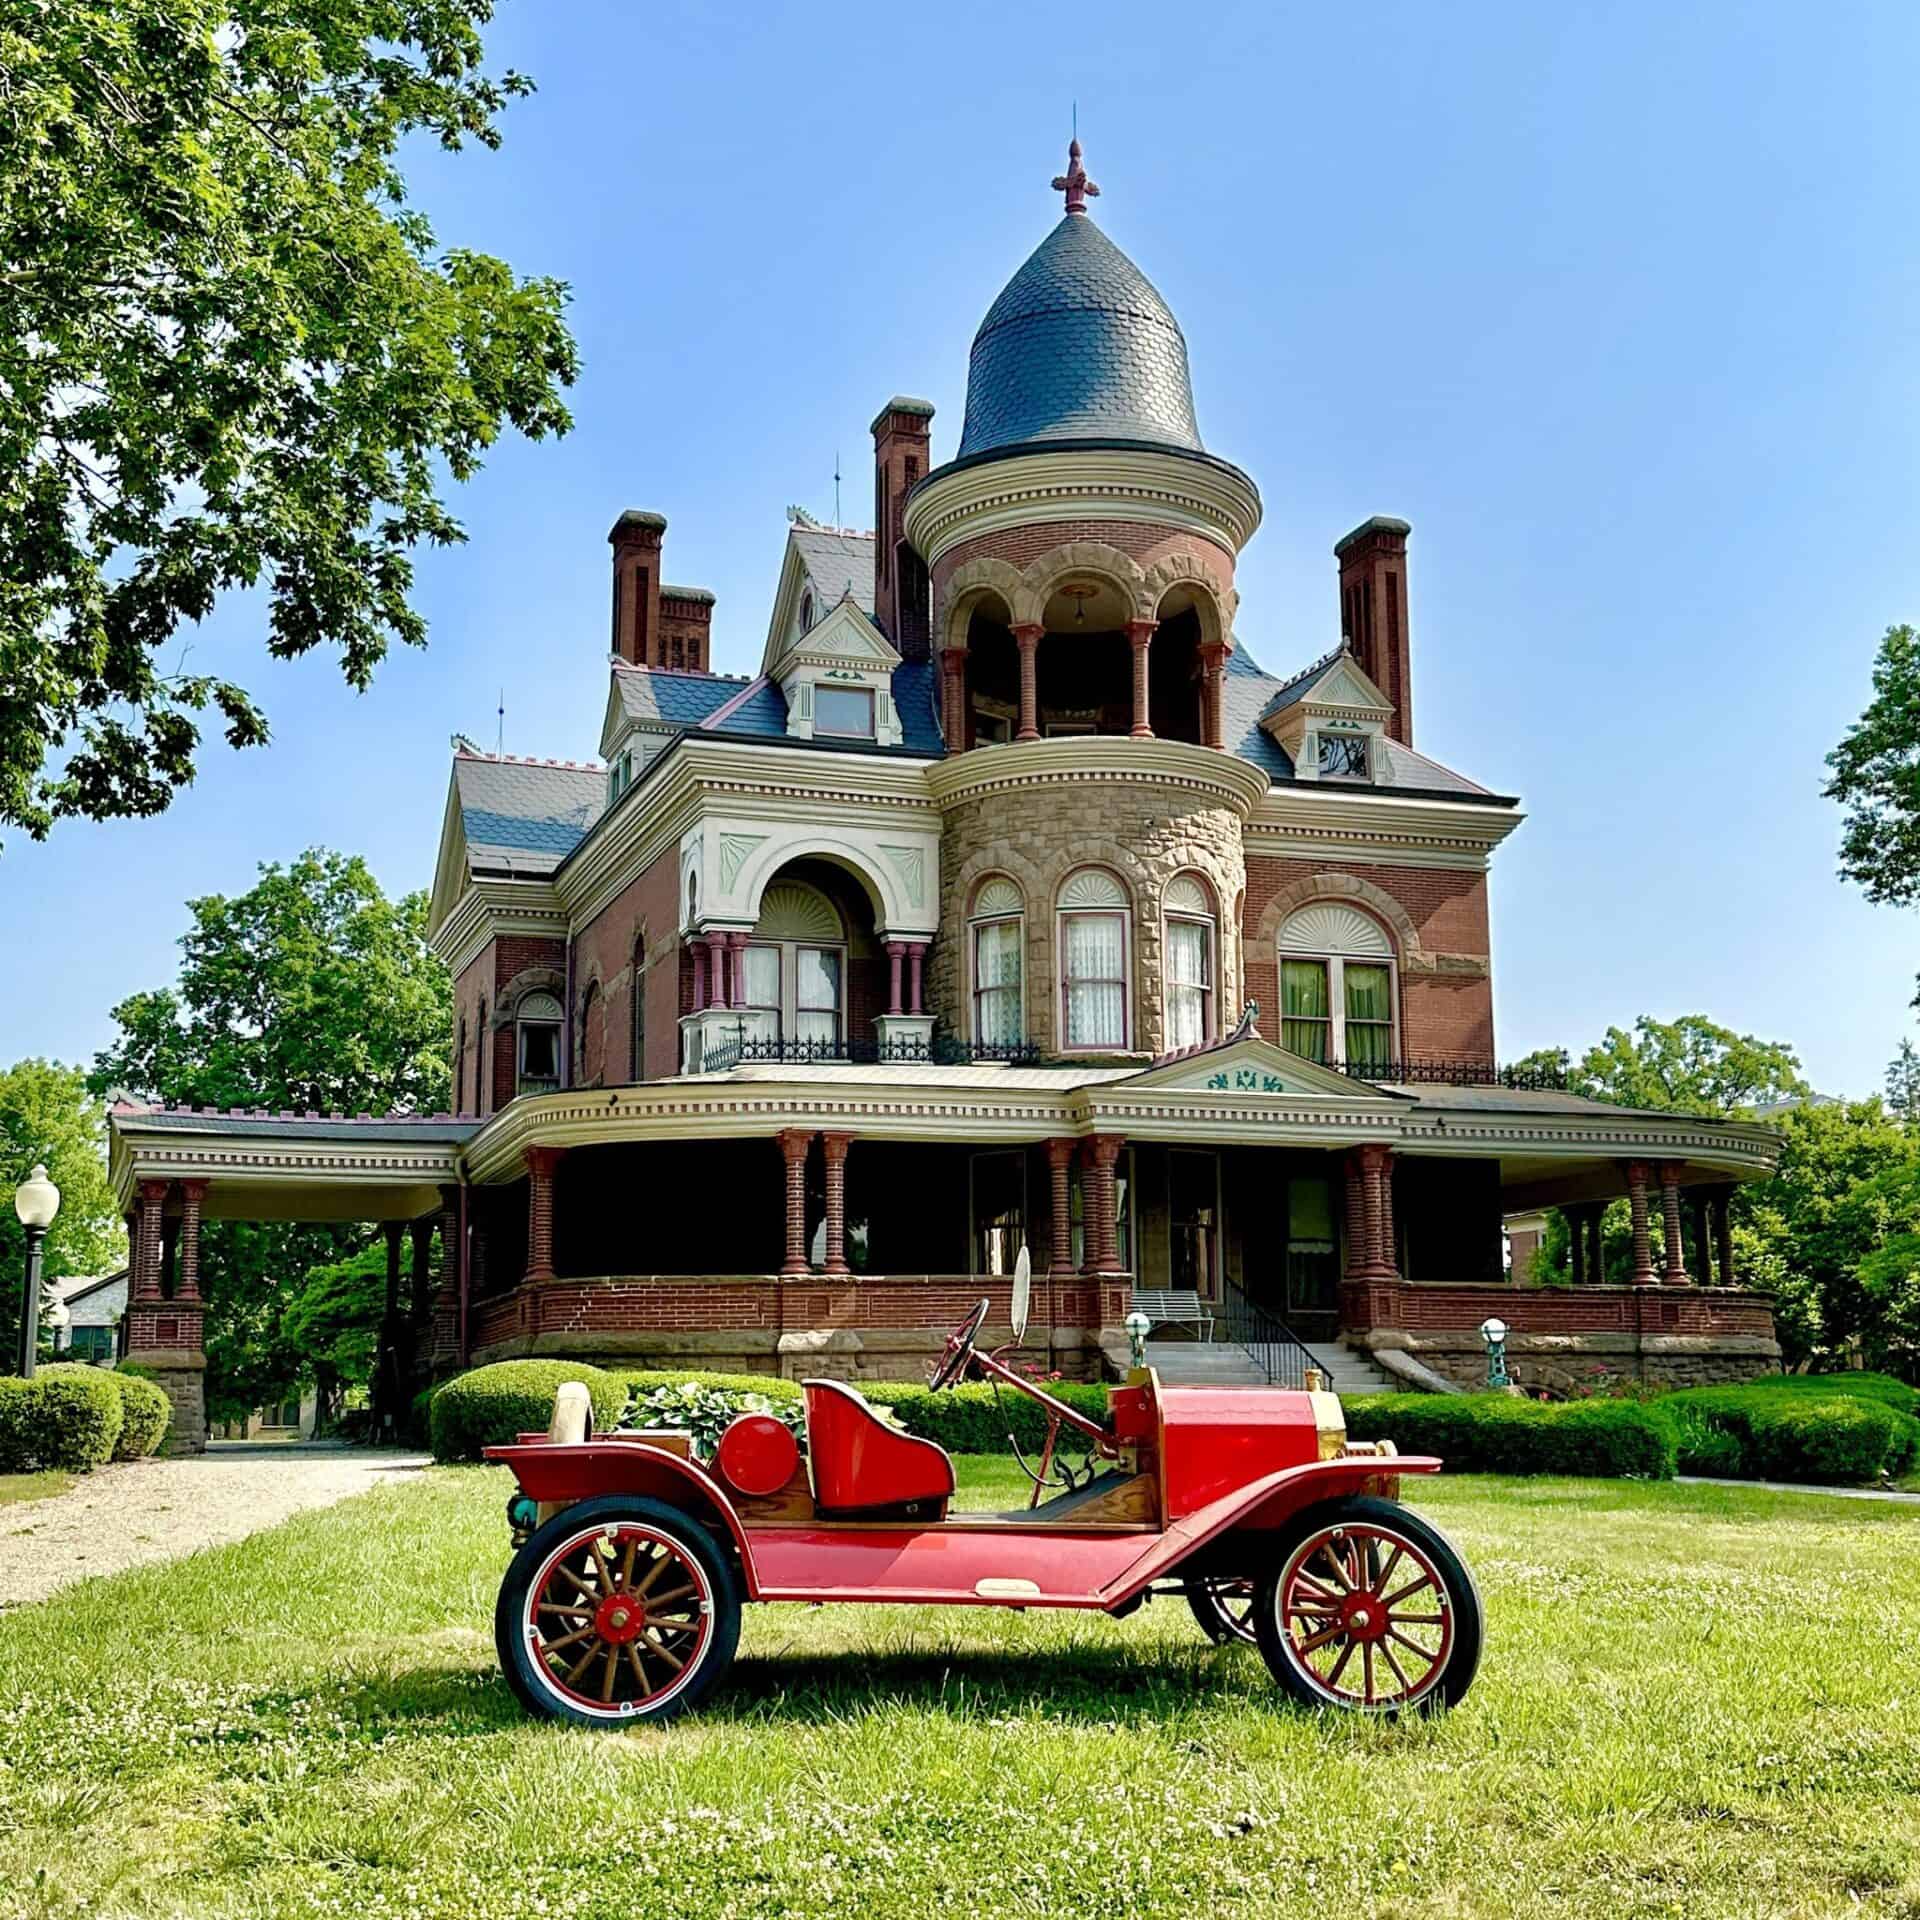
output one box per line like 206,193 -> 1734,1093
1252,1495 -> 1482,1715
1184,1575 -> 1259,1646
494,1494 -> 742,1728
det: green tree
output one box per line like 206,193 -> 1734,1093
0,1 -> 577,839
281,1245 -> 387,1426
1826,625 -> 1920,932
1570,1014 -> 1810,1118
0,1060 -> 126,1361
1887,1039 -> 1920,1123
89,848 -> 451,1413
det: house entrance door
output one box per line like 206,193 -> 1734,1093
1284,1174 -> 1340,1341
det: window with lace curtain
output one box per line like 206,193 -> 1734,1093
1163,873 -> 1215,1049
1277,903 -> 1397,1071
1057,868 -> 1130,1051
969,877 -> 1025,1047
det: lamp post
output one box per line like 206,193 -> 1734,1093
1124,1309 -> 1152,1372
1478,1315 -> 1510,1392
13,1164 -> 61,1379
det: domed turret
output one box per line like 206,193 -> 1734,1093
957,142 -> 1202,462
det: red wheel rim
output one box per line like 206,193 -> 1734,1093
524,1522 -> 713,1719
1277,1520 -> 1453,1709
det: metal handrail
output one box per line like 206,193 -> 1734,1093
1214,1274 -> 1321,1390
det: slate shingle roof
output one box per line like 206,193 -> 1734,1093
453,753 -> 603,872
612,663 -> 752,728
957,215 -> 1202,460
790,527 -> 875,616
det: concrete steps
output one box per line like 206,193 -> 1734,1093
1143,1337 -> 1398,1394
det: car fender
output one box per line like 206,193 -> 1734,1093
1098,1455 -> 1442,1605
487,1441 -> 764,1596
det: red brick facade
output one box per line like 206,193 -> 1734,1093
453,933 -> 567,1116
568,841 -> 684,1085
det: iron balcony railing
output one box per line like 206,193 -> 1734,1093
1339,1058 -> 1571,1091
1214,1274 -> 1323,1390
700,1032 -> 1046,1073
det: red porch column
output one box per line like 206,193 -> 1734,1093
907,942 -> 926,1016
726,931 -> 749,1009
134,1180 -> 168,1301
704,931 -> 730,1007
431,1185 -> 461,1366
941,645 -> 969,750
885,942 -> 905,1016
776,1129 -> 813,1274
691,935 -> 709,1011
821,1132 -> 853,1276
1357,1145 -> 1398,1279
1622,1161 -> 1657,1286
1013,622 -> 1043,742
176,1179 -> 208,1303
524,1145 -> 565,1283
1082,1135 -> 1126,1275
1714,1192 -> 1736,1287
1658,1162 -> 1688,1284
1342,1152 -> 1370,1277
1046,1138 -> 1077,1276
1199,642 -> 1228,750
1126,619 -> 1156,739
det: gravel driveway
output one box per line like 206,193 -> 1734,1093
0,1443 -> 429,1610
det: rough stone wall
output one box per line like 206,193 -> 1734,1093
1245,855 -> 1494,1065
1376,1333 -> 1782,1395
932,777 -> 1246,1056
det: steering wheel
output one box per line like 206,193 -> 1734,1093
930,1298 -> 990,1391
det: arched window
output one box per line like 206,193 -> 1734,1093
631,934 -> 649,1083
455,1017 -> 467,1113
969,877 -> 1025,1048
1057,868 -> 1130,1051
515,991 -> 563,1095
1278,904 -> 1396,1071
476,998 -> 488,1112
799,590 -> 814,633
1163,874 -> 1216,1049
577,980 -> 604,1088
745,881 -> 846,1050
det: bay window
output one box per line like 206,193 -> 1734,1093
1163,873 -> 1215,1050
969,876 -> 1025,1047
1057,868 -> 1130,1050
1276,903 -> 1398,1071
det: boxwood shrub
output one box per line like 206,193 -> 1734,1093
1656,1381 -> 1919,1483
1341,1391 -> 1677,1479
93,1368 -> 172,1459
428,1360 -> 628,1463
862,1380 -> 1113,1455
614,1368 -> 802,1406
0,1367 -> 127,1471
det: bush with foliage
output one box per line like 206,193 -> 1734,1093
623,1381 -> 805,1460
95,1369 -> 172,1459
427,1360 -> 627,1463
1342,1392 -> 1678,1479
863,1381 -> 1115,1456
614,1368 -> 802,1405
1655,1378 -> 1920,1483
0,1367 -> 125,1471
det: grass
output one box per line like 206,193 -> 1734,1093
1,1461 -> 1918,1919
0,1470 -> 73,1506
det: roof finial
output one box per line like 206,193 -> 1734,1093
1052,135 -> 1099,216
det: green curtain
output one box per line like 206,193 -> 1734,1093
1344,963 -> 1393,1069
1281,959 -> 1330,1061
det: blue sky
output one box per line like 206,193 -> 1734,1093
8,0 -> 1916,1096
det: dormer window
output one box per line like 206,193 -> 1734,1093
1317,732 -> 1371,780
814,685 -> 875,739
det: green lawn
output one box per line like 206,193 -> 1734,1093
0,1469 -> 72,1506
2,1461 -> 1917,1920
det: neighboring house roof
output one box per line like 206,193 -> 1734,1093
453,751 -> 604,872
790,526 -> 875,616
48,1268 -> 128,1324
957,212 -> 1202,460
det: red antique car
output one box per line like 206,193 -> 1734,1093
485,1257 -> 1482,1726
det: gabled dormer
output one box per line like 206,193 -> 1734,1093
769,593 -> 903,746
1258,645 -> 1397,785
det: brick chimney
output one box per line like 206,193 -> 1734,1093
1335,516 -> 1414,746
609,510 -> 666,667
658,586 -> 713,673
871,397 -> 934,660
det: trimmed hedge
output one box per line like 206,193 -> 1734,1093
428,1360 -> 629,1462
863,1380 -> 1112,1456
90,1368 -> 172,1459
0,1367 -> 125,1472
1655,1382 -> 1920,1484
1342,1392 -> 1677,1479
614,1368 -> 802,1406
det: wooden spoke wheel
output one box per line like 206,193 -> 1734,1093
1184,1575 -> 1259,1646
1253,1496 -> 1482,1715
494,1495 -> 741,1727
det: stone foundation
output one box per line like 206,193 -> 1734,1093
1360,1328 -> 1782,1396
126,1351 -> 208,1453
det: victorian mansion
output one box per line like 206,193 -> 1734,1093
109,146 -> 1780,1446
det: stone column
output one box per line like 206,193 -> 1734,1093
885,941 -> 905,1016
1083,1135 -> 1126,1275
691,936 -> 709,1012
176,1179 -> 207,1303
134,1180 -> 168,1301
777,1130 -> 813,1275
907,942 -> 926,1016
1126,619 -> 1156,739
1658,1162 -> 1688,1284
1046,1138 -> 1077,1276
1013,622 -> 1043,742
941,645 -> 969,750
1199,642 -> 1228,750
705,931 -> 730,1007
1623,1161 -> 1657,1286
820,1132 -> 853,1276
1714,1192 -> 1735,1287
1342,1152 -> 1370,1278
523,1145 -> 565,1283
